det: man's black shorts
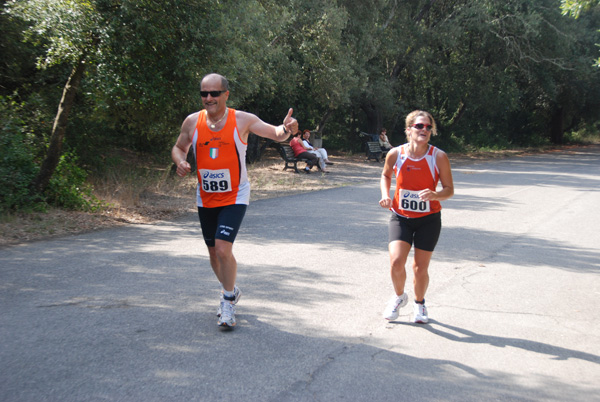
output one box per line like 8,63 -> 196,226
197,204 -> 247,247
388,212 -> 442,252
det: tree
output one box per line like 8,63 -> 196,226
4,0 -> 228,190
349,0 -> 598,147
561,0 -> 599,17
5,0 -> 103,194
561,0 -> 600,66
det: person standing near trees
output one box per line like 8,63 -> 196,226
171,73 -> 298,330
379,110 -> 454,324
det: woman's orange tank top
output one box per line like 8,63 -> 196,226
391,144 -> 441,218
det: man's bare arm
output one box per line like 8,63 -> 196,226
237,108 -> 298,143
171,113 -> 197,177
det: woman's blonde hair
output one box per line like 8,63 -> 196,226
405,110 -> 438,141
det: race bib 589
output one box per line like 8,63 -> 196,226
199,169 -> 232,193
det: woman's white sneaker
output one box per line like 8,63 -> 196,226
383,293 -> 409,320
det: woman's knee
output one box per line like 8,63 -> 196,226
412,262 -> 429,278
390,256 -> 407,272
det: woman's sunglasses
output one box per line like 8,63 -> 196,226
411,123 -> 433,131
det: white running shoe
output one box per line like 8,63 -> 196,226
413,302 -> 428,324
218,301 -> 236,329
217,286 -> 242,317
383,293 -> 409,320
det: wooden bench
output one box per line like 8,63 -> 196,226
275,144 -> 313,173
366,141 -> 384,162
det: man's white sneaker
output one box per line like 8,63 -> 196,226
217,286 -> 242,317
413,302 -> 428,324
383,293 -> 409,320
218,301 -> 236,329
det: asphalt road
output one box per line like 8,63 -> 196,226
1,145 -> 599,401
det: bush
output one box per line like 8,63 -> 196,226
0,97 -> 40,213
45,151 -> 103,212
0,96 -> 103,213
563,124 -> 600,144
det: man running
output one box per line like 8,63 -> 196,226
171,73 -> 298,329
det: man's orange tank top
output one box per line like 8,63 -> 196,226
192,108 -> 249,208
391,144 -> 441,218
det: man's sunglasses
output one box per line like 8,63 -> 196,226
200,90 -> 227,98
411,123 -> 433,131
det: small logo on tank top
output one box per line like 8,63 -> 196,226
209,148 -> 219,159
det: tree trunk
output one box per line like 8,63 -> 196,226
360,101 -> 381,135
549,106 -> 564,144
32,56 -> 87,195
315,108 -> 334,134
246,133 -> 262,163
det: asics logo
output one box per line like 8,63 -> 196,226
203,171 -> 226,179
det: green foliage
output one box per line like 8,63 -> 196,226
0,96 -> 102,212
561,0 -> 600,66
352,0 -> 600,147
561,0 -> 599,18
563,123 -> 600,143
2,0 -> 600,187
45,151 -> 103,211
4,0 -> 101,68
0,97 -> 40,212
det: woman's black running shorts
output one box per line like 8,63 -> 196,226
388,212 -> 441,252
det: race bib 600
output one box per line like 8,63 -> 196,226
400,189 -> 430,213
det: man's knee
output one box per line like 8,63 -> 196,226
214,240 -> 234,260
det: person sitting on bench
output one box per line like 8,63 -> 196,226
290,131 -> 320,173
302,130 -> 333,171
379,128 -> 393,151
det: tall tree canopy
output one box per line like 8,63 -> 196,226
561,0 -> 600,66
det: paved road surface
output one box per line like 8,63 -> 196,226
1,145 -> 599,401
